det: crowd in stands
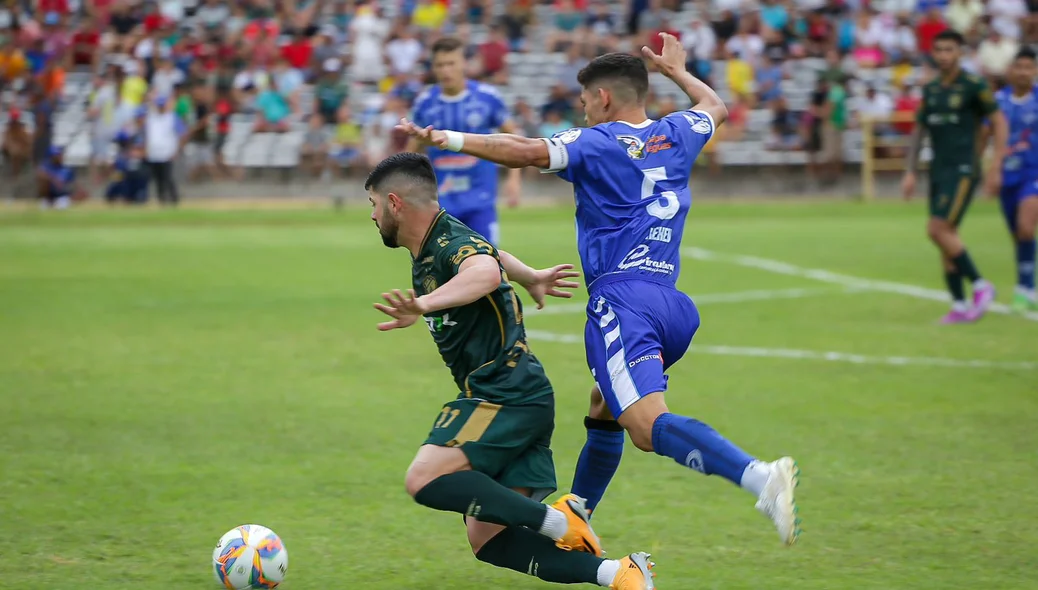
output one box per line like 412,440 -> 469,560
1,0 -> 1036,205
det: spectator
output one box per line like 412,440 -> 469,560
330,103 -> 363,175
314,58 -> 346,123
1,108 -> 32,179
852,9 -> 884,68
300,113 -> 330,180
818,48 -> 845,84
538,108 -> 573,138
756,51 -> 785,107
71,15 -> 102,68
767,97 -> 801,150
197,0 -> 230,31
461,0 -> 491,25
854,85 -> 894,124
548,0 -> 586,51
711,10 -> 738,47
106,133 -> 149,204
804,10 -> 834,56
988,0 -> 1027,41
311,26 -> 341,71
512,97 -> 541,138
726,49 -> 755,105
726,17 -> 765,67
881,13 -> 917,63
253,77 -> 292,132
152,56 -> 183,99
541,84 -> 574,121
233,59 -> 269,105
36,146 -> 76,210
212,86 -> 233,176
183,82 -> 216,181
349,2 -> 388,84
556,43 -> 587,97
945,0 -> 983,34
820,76 -> 847,185
280,29 -> 313,73
477,22 -> 510,83
723,92 -> 750,142
0,36 -> 29,88
273,56 -> 304,99
144,95 -> 186,206
585,1 -> 617,51
501,2 -> 533,51
88,70 -> 119,183
30,85 -> 56,168
682,19 -> 717,76
892,83 -> 920,136
411,0 -> 448,31
977,29 -> 1020,82
915,8 -> 947,54
386,25 -> 422,76
804,78 -> 828,182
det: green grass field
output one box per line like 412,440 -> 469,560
1,200 -> 1035,589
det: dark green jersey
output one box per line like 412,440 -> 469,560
412,211 -> 552,404
917,71 -> 998,170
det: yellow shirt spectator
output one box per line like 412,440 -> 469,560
0,47 -> 28,81
891,62 -> 913,90
412,1 -> 447,30
726,58 -> 754,99
120,75 -> 149,107
335,122 -> 361,146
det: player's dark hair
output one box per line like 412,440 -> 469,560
933,30 -> 966,46
431,37 -> 465,55
364,153 -> 438,202
1016,47 -> 1038,62
577,53 -> 650,104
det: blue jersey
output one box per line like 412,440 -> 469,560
543,110 -> 716,289
998,86 -> 1038,186
411,80 -> 511,214
40,162 -> 75,194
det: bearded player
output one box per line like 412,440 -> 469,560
996,48 -> 1038,313
367,152 -> 656,589
902,29 -> 1007,323
407,36 -> 522,245
396,34 -> 801,547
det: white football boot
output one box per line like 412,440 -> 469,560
755,456 -> 801,546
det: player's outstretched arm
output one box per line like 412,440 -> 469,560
984,110 -> 1009,195
642,33 -> 728,126
396,119 -> 551,169
499,250 -> 581,309
423,254 -> 503,312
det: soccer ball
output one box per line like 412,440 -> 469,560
212,524 -> 289,589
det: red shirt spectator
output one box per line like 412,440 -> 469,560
916,10 -> 948,54
71,21 -> 101,66
281,36 -> 313,70
38,0 -> 69,15
893,92 -> 920,135
478,30 -> 509,77
647,28 -> 681,56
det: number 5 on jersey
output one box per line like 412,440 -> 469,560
641,167 -> 680,220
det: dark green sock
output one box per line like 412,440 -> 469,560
476,526 -> 604,585
414,471 -> 547,529
944,271 -> 966,303
951,251 -> 982,282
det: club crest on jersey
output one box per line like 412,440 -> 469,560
616,135 -> 646,160
422,275 -> 438,293
949,94 -> 962,109
552,128 -> 582,144
683,113 -> 712,134
466,111 -> 485,128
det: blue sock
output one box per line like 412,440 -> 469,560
570,417 -> 624,517
1018,239 -> 1036,290
650,413 -> 754,486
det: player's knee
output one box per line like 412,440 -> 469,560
466,521 -> 504,555
618,393 -> 669,452
587,385 -> 611,420
926,219 -> 948,242
403,466 -> 433,499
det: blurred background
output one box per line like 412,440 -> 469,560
1,0 -> 1036,204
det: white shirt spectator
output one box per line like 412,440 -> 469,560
134,37 -> 173,60
945,0 -> 983,33
977,35 -> 1020,77
880,23 -> 916,56
725,34 -> 764,65
987,0 -> 1027,40
682,21 -> 717,61
89,83 -> 118,141
854,17 -> 885,47
386,36 -> 423,75
349,8 -> 390,83
233,68 -> 270,91
151,67 -> 184,99
856,90 -> 893,121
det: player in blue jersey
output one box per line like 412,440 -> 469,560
398,33 -> 801,546
408,37 -> 522,246
996,48 -> 1038,312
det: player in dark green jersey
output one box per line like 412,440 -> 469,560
902,29 -> 1007,323
365,153 -> 656,590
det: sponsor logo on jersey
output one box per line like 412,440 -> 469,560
422,275 -> 438,293
425,313 -> 458,333
616,135 -> 646,159
432,154 -> 480,170
647,226 -> 672,243
949,93 -> 962,109
628,353 -> 662,368
552,128 -> 582,144
617,244 -> 676,274
645,134 -> 673,154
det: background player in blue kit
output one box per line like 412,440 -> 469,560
996,48 -> 1038,313
408,37 -> 522,246
399,33 -> 801,546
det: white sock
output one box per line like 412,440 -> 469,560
596,559 -> 621,587
972,278 -> 989,291
538,506 -> 568,540
1016,285 -> 1037,301
740,460 -> 771,497
951,300 -> 969,312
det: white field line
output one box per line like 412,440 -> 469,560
683,247 -> 1038,322
528,286 -> 860,316
525,330 -> 1038,371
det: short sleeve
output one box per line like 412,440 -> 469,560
663,109 -> 715,158
975,79 -> 998,116
484,87 -> 511,129
538,127 -> 592,182
435,234 -> 498,276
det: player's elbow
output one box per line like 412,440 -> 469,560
473,262 -> 503,295
517,140 -> 548,169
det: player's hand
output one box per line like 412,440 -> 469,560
504,174 -> 521,208
373,289 -> 425,331
396,119 -> 448,150
983,167 -> 1002,199
641,32 -> 687,78
523,265 -> 581,310
901,172 -> 916,201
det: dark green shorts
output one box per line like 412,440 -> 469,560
929,168 -> 980,226
423,395 -> 557,502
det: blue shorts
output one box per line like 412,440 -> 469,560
1000,177 -> 1038,233
451,208 -> 499,246
584,275 -> 700,419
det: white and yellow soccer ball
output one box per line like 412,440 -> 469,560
212,524 -> 289,589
